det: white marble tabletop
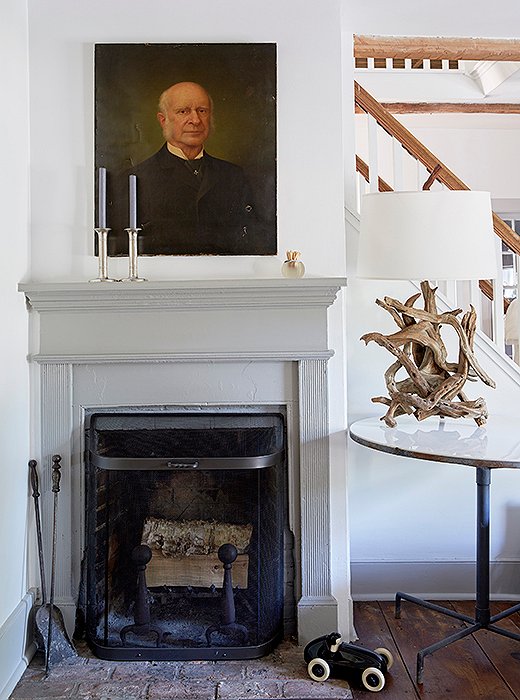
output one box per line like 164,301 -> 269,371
349,414 -> 520,469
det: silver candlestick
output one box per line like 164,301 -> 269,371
121,227 -> 146,282
90,228 -> 118,282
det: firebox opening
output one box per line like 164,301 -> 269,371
83,410 -> 292,661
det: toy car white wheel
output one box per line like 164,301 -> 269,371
361,667 -> 385,692
374,646 -> 394,670
307,657 -> 331,682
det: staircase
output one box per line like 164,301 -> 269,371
352,78 -> 520,377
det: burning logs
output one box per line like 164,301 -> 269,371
141,517 -> 252,588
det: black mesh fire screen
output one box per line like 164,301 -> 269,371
85,412 -> 286,660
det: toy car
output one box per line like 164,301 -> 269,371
304,631 -> 393,692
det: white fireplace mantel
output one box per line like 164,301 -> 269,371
20,278 -> 345,363
20,277 -> 348,645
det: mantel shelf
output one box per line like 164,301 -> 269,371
19,277 -> 347,312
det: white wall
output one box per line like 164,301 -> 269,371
399,114 -> 520,199
0,0 -> 31,696
343,0 -> 520,599
1,0 -> 30,627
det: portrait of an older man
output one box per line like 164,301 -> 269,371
95,43 -> 276,257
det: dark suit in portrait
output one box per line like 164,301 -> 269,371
108,144 -> 271,256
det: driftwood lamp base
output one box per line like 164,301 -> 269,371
362,281 -> 495,428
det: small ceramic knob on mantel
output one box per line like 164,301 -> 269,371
281,250 -> 305,278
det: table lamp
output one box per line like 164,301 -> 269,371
357,189 -> 498,427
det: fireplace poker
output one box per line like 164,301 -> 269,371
29,460 -> 48,651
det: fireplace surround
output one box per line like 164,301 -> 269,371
19,277 -> 348,646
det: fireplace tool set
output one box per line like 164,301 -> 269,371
29,457 -> 76,672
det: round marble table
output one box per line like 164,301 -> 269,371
349,415 -> 520,684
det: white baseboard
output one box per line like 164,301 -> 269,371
351,560 -> 520,601
0,592 -> 36,700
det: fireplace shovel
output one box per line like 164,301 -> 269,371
29,458 -> 76,673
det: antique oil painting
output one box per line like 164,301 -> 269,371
95,43 -> 277,256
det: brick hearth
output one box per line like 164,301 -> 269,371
10,639 -> 352,700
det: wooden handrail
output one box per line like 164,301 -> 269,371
354,80 -> 520,257
355,103 -> 520,115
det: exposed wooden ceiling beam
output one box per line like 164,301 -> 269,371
354,35 -> 520,62
355,102 -> 520,115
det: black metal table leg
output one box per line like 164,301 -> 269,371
395,466 -> 520,684
416,623 -> 480,685
475,467 -> 490,626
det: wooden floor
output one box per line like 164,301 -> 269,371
351,600 -> 520,699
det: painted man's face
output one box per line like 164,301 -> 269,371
157,82 -> 212,156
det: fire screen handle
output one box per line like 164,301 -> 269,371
166,461 -> 199,469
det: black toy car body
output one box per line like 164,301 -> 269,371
304,632 -> 393,692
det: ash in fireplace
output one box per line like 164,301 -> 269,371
95,587 -> 256,649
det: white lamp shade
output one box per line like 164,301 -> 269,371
357,190 -> 497,281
